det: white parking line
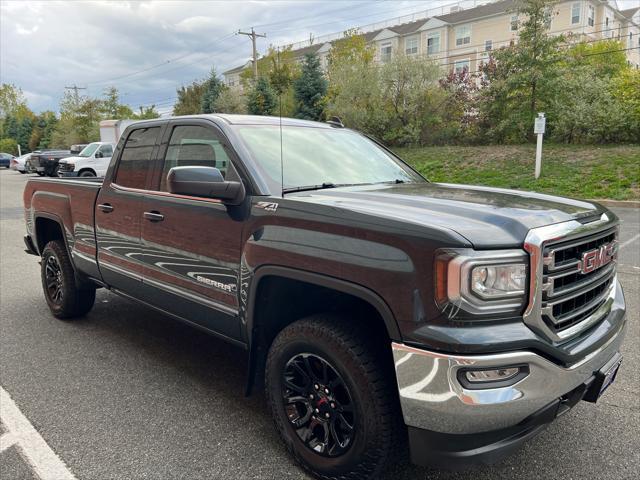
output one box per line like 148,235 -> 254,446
619,233 -> 640,250
0,386 -> 77,480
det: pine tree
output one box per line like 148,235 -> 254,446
201,68 -> 225,114
294,53 -> 327,121
247,77 -> 277,116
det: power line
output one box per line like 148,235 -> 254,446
238,28 -> 268,79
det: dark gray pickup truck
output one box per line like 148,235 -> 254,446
23,115 -> 626,480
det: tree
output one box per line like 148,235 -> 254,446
0,138 -> 19,155
213,88 -> 247,114
294,53 -> 327,121
0,83 -> 28,118
480,0 -> 565,142
247,77 -> 277,115
173,80 -> 206,116
327,29 -> 375,68
201,68 -> 225,113
101,86 -> 134,119
16,116 -> 33,152
132,105 -> 160,119
565,39 -> 627,78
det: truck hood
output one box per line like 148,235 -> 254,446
59,156 -> 83,164
288,182 -> 606,248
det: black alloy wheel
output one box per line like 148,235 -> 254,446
44,254 -> 64,305
282,353 -> 356,457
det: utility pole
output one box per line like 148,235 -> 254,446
64,84 -> 87,108
237,28 -> 266,80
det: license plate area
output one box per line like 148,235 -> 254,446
583,353 -> 622,403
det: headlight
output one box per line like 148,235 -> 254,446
435,249 -> 528,316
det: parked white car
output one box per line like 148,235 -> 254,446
57,142 -> 115,177
10,153 -> 31,173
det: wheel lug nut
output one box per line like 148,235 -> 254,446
324,388 -> 329,394
315,408 -> 319,413
330,402 -> 336,409
314,384 -> 319,390
325,413 -> 330,418
309,394 -> 314,399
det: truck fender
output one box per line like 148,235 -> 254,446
243,265 -> 401,395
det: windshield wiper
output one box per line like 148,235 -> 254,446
282,182 -> 369,195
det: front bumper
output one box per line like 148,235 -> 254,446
393,280 -> 626,467
58,170 -> 79,177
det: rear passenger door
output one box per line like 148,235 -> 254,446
138,120 -> 245,341
95,124 -> 163,293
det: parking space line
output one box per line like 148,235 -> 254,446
619,233 -> 640,250
0,386 -> 77,480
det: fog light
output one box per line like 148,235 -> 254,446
459,365 -> 529,389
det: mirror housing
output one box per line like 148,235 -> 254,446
167,166 -> 246,205
95,151 -> 103,158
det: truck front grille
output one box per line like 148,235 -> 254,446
540,227 -> 618,334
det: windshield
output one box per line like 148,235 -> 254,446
236,126 -> 424,193
78,143 -> 99,157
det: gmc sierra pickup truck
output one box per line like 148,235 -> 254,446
23,115 -> 626,480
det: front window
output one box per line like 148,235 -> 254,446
405,36 -> 418,55
380,42 -> 392,62
571,3 -> 581,25
455,25 -> 471,46
454,59 -> 470,75
588,5 -> 595,27
79,143 -> 99,158
427,32 -> 440,55
114,127 -> 161,189
235,126 -> 423,192
98,144 -> 113,157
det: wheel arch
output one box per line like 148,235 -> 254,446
244,265 -> 401,395
77,168 -> 96,176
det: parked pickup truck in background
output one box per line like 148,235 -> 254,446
58,141 -> 115,177
29,149 -> 73,176
23,115 -> 626,480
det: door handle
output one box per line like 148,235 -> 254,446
98,203 -> 114,213
143,211 -> 164,222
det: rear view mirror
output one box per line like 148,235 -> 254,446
167,166 -> 245,205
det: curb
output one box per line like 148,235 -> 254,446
589,199 -> 640,209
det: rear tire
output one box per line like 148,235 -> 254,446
41,240 -> 96,319
265,314 -> 402,480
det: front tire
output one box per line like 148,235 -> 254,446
79,170 -> 96,177
41,240 -> 96,319
265,314 -> 402,480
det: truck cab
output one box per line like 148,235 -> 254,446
58,141 -> 115,177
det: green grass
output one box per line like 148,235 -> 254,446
393,144 -> 640,201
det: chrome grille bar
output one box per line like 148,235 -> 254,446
524,213 -> 620,343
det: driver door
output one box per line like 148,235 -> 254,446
138,120 -> 245,341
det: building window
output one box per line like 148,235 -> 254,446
405,36 -> 418,55
455,25 -> 471,46
427,32 -> 440,55
605,15 -> 612,37
587,5 -> 595,27
454,59 -> 470,75
510,15 -> 518,31
571,2 -> 580,25
629,32 -> 634,49
485,40 -> 492,51
380,42 -> 392,62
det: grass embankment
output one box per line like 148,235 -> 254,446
394,144 -> 640,201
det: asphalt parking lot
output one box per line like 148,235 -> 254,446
1,168 -> 638,480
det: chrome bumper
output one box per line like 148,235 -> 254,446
392,281 -> 626,435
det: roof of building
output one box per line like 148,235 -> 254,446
223,60 -> 251,75
620,7 -> 639,20
435,0 -> 515,24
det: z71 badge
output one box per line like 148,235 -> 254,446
256,201 -> 278,212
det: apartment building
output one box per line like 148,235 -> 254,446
223,0 -> 640,89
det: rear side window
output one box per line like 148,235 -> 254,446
158,125 -> 235,192
115,127 -> 160,189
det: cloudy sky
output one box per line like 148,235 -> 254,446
1,0 -> 637,114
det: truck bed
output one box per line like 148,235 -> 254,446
24,176 -> 104,280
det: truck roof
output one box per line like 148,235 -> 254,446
127,114 -> 334,129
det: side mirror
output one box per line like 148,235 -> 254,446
167,166 -> 246,205
95,151 -> 103,158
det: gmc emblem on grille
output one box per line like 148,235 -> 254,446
581,242 -> 616,274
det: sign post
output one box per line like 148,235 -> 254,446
534,112 -> 546,179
